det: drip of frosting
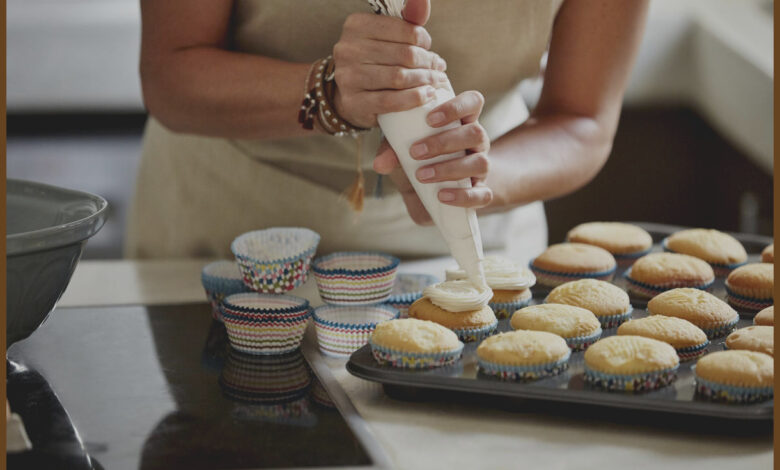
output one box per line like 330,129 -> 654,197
445,256 -> 534,290
424,280 -> 493,312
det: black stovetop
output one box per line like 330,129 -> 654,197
7,303 -> 379,470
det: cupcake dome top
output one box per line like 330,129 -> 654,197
533,243 -> 616,273
510,303 -> 600,338
762,243 -> 773,263
754,306 -> 774,326
726,263 -> 774,291
629,253 -> 714,285
585,335 -> 679,374
566,222 -> 652,255
725,326 -> 774,357
371,318 -> 461,353
546,279 -> 630,317
617,315 -> 707,349
695,350 -> 773,388
647,288 -> 738,324
665,228 -> 747,265
477,330 -> 570,366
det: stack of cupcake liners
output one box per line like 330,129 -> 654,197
312,304 -> 399,357
201,260 -> 253,320
384,273 -> 439,317
312,252 -> 400,305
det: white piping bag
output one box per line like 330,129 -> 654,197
378,87 -> 487,289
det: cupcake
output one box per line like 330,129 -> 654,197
476,330 -> 571,380
694,350 -> 773,403
566,222 -> 653,262
446,256 -> 535,319
725,263 -> 774,312
545,279 -> 632,329
663,228 -> 747,276
617,315 -> 709,361
584,335 -> 679,392
725,326 -> 773,356
754,306 -> 774,326
647,288 -> 739,339
624,253 -> 715,299
761,243 -> 773,263
510,303 -> 602,351
530,243 -> 617,288
369,318 -> 464,369
408,280 -> 497,342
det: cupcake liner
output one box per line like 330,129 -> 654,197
725,285 -> 773,312
528,260 -> 616,288
676,341 -> 710,361
597,308 -> 633,329
222,305 -> 310,355
477,351 -> 571,381
384,273 -> 439,318
313,252 -> 400,305
623,268 -> 714,298
222,293 -> 309,314
369,340 -> 463,369
662,238 -> 747,277
693,375 -> 773,403
219,350 -> 311,403
452,320 -> 499,343
584,366 -> 679,392
202,260 -> 254,320
231,228 -> 320,293
313,304 -> 399,356
489,295 -> 533,320
564,328 -> 603,351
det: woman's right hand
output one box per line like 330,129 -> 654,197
332,2 -> 448,129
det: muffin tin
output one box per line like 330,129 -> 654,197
347,223 -> 773,423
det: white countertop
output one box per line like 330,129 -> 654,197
58,259 -> 773,470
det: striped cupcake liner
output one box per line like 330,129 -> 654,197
724,286 -> 772,313
528,261 -> 616,288
222,316 -> 310,355
477,352 -> 571,381
313,304 -> 399,357
452,320 -> 499,343
202,260 -> 254,320
597,308 -> 633,329
676,341 -> 710,361
313,252 -> 400,305
662,238 -> 747,277
584,366 -> 679,392
223,293 -> 310,315
384,273 -> 439,318
489,295 -> 533,320
219,350 -> 311,403
693,375 -> 773,403
564,329 -> 603,351
369,340 -> 464,369
623,269 -> 714,298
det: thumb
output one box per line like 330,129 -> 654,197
402,0 -> 430,26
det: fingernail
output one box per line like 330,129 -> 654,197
427,112 -> 445,126
410,143 -> 428,158
417,167 -> 435,181
439,191 -> 455,202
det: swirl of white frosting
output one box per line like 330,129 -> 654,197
423,280 -> 493,312
445,256 -> 535,290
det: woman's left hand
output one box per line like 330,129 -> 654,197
373,90 -> 493,225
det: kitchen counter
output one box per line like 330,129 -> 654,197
59,259 -> 773,470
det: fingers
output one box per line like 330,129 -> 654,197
336,65 -> 449,91
401,191 -> 434,225
426,90 -> 485,127
334,39 -> 446,71
342,13 -> 432,49
410,122 -> 490,159
438,183 -> 493,208
415,152 -> 489,183
373,139 -> 400,174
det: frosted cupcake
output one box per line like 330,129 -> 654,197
446,256 -> 535,319
566,222 -> 653,264
663,228 -> 747,276
725,263 -> 774,312
409,280 -> 497,342
530,243 -> 617,288
624,253 -> 714,299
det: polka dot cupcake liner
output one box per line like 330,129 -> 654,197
662,237 -> 747,277
313,252 -> 400,305
231,228 -> 320,294
384,273 -> 439,318
312,304 -> 399,357
693,374 -> 773,403
489,295 -> 533,320
528,261 -> 616,288
724,286 -> 773,313
369,340 -> 464,369
563,329 -> 603,351
676,341 -> 710,361
597,308 -> 633,329
584,366 -> 678,392
452,320 -> 499,343
477,352 -> 571,381
201,260 -> 253,320
623,268 -> 714,298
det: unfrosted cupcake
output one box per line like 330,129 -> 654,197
694,350 -> 773,403
584,335 -> 679,392
446,256 -> 535,319
510,303 -> 602,351
647,288 -> 739,339
725,263 -> 774,312
624,253 -> 714,299
617,315 -> 709,361
566,222 -> 653,263
476,330 -> 571,380
530,243 -> 616,288
761,243 -> 773,263
408,280 -> 497,342
725,326 -> 773,356
754,306 -> 774,326
663,228 -> 747,276
369,318 -> 464,369
545,279 -> 632,329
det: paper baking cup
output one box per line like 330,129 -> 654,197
313,304 -> 399,356
477,352 -> 571,381
231,228 -> 320,293
662,237 -> 747,277
529,261 -> 616,288
564,328 -> 603,351
489,295 -> 533,320
623,268 -> 714,298
693,373 -> 773,403
384,273 -> 439,317
725,286 -> 773,313
597,308 -> 633,329
369,340 -> 463,369
584,366 -> 678,392
201,260 -> 253,320
219,349 -> 311,404
676,341 -> 710,361
220,294 -> 311,355
313,252 -> 400,305
452,320 -> 498,343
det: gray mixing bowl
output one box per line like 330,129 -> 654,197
7,179 -> 108,346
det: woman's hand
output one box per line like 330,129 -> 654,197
332,11 -> 449,129
373,90 -> 493,225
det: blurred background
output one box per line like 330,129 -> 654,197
7,0 -> 774,259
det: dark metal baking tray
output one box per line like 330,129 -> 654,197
347,223 -> 773,423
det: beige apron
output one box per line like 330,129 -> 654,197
125,0 -> 562,263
